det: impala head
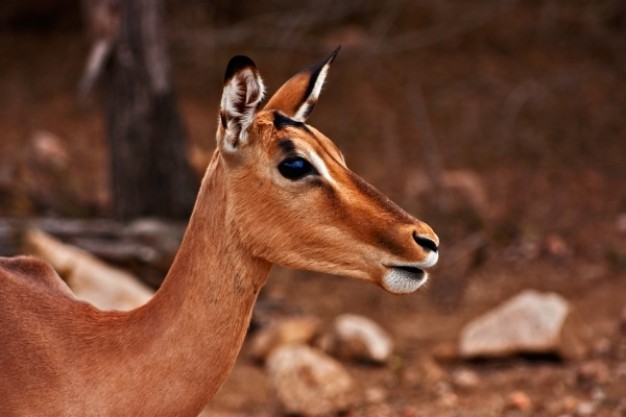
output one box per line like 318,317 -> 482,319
215,48 -> 439,294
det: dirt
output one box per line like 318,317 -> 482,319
1,1 -> 625,416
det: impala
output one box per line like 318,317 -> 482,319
0,48 -> 439,417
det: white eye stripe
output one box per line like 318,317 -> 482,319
306,149 -> 336,186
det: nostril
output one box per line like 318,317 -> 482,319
413,232 -> 438,253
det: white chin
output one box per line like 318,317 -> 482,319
382,268 -> 429,294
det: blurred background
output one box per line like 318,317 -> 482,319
1,0 -> 625,416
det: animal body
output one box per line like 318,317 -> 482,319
0,48 -> 439,416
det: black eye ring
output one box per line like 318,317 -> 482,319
278,157 -> 316,180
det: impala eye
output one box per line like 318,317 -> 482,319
278,157 -> 316,180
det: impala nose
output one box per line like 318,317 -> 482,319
413,231 -> 438,253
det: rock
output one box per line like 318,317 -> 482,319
325,314 -> 394,364
21,131 -> 79,214
25,229 -> 154,310
451,368 -> 479,390
576,401 -> 597,416
544,234 -> 571,258
363,386 -> 388,404
30,130 -> 69,170
459,290 -> 571,358
249,316 -> 321,361
431,342 -> 458,362
506,390 -> 533,411
266,344 -> 359,416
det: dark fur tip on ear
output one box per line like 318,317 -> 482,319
328,45 -> 341,64
304,46 -> 341,75
224,55 -> 257,82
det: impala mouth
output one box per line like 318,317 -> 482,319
382,265 -> 429,294
394,266 -> 425,275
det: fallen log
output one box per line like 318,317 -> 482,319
24,228 -> 154,311
0,217 -> 185,287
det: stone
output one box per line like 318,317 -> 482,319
25,229 -> 153,311
363,386 -> 388,404
30,130 -> 69,169
544,234 -> 571,258
431,342 -> 458,362
459,290 -> 571,358
576,401 -> 597,416
266,344 -> 359,416
451,368 -> 479,390
327,314 -> 394,364
506,390 -> 533,411
249,315 -> 321,361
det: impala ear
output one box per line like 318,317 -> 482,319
264,46 -> 340,122
218,55 -> 266,153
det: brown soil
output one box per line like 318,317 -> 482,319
1,1 -> 625,416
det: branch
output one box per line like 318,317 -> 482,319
78,0 -> 119,96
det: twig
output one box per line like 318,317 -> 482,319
78,0 -> 119,97
78,39 -> 113,96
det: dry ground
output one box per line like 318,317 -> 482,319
1,1 -> 625,416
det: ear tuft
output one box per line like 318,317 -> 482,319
264,46 -> 340,122
219,55 -> 266,153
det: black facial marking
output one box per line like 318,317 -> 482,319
278,139 -> 296,154
273,112 -> 311,133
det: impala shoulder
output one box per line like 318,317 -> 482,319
0,256 -> 74,297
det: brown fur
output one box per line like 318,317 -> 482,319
0,53 -> 438,416
264,72 -> 310,116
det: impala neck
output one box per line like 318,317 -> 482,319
135,151 -> 271,412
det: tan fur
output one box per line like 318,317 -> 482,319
264,73 -> 310,116
0,53 -> 438,416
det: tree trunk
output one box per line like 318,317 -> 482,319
86,0 -> 198,219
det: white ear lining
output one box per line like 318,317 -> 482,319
220,68 -> 266,152
293,62 -> 330,122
